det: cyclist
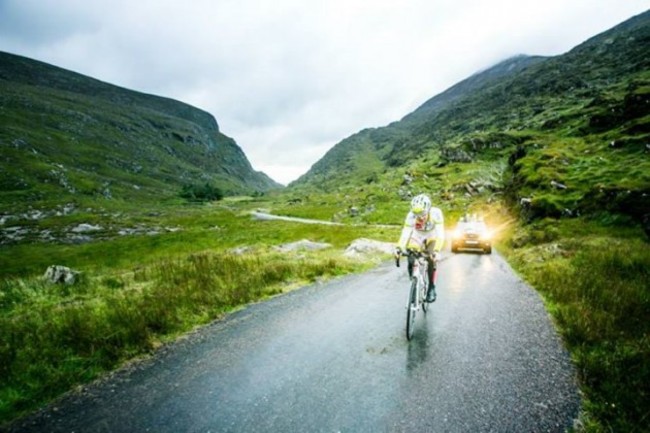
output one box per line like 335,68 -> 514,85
395,194 -> 445,302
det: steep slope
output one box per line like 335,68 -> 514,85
402,54 -> 547,124
0,51 -> 281,212
291,54 -> 546,186
290,10 -> 650,229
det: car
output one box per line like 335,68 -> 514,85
450,217 -> 492,254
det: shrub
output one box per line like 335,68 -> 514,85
179,183 -> 224,202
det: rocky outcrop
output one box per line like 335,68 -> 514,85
440,147 -> 474,163
343,238 -> 395,258
274,239 -> 332,253
43,265 -> 79,285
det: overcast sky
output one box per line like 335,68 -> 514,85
1,1 -> 648,184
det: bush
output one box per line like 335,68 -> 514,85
179,183 -> 224,202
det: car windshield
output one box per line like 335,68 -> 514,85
456,221 -> 488,233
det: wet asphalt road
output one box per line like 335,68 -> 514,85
7,251 -> 580,433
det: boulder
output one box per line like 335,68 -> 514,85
551,180 -> 568,190
71,223 -> 102,233
229,246 -> 255,255
343,238 -> 395,258
44,265 -> 80,285
274,239 -> 332,253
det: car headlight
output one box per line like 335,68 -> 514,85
480,231 -> 492,240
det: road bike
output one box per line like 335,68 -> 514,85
396,249 -> 433,340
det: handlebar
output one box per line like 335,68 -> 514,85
395,248 -> 439,268
395,248 -> 430,267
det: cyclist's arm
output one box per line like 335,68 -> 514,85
431,208 -> 445,252
397,213 -> 415,250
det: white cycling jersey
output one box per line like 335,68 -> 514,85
397,206 -> 445,252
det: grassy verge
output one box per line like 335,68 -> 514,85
499,218 -> 650,432
0,201 -> 395,425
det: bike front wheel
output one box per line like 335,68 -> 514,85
406,278 -> 418,340
422,281 -> 428,313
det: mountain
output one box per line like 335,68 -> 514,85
290,10 -> 650,230
0,51 -> 282,211
402,54 -> 548,124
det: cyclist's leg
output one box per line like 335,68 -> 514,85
424,238 -> 437,301
405,238 -> 421,279
424,238 -> 437,284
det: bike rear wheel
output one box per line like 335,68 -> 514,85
406,278 -> 418,340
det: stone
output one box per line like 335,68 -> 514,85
343,238 -> 395,258
44,265 -> 80,285
71,223 -> 102,233
551,180 -> 567,190
274,239 -> 332,253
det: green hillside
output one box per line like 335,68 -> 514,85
0,51 -> 282,215
291,10 -> 650,233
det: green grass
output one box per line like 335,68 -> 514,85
499,218 -> 650,432
0,198 -> 396,425
0,199 -> 395,277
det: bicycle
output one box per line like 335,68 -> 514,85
396,248 -> 434,340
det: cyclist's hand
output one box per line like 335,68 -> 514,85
433,252 -> 441,262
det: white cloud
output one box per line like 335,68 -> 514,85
1,0 -> 648,184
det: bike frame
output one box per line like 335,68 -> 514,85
411,254 -> 428,302
397,249 -> 430,340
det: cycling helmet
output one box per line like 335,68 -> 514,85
410,194 -> 431,217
